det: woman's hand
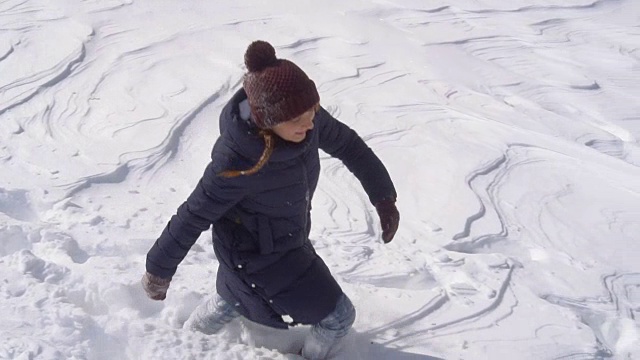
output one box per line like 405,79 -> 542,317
375,198 -> 399,243
141,272 -> 172,300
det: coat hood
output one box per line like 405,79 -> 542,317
218,88 -> 316,163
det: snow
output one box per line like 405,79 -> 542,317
1,0 -> 639,358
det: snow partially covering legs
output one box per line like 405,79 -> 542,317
183,294 -> 241,335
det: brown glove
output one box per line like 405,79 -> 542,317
141,272 -> 171,300
374,198 -> 399,243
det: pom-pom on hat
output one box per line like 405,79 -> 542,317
243,40 -> 320,129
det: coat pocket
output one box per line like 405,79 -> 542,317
257,216 -> 274,255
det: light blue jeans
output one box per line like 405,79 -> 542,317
184,293 -> 356,359
301,294 -> 356,359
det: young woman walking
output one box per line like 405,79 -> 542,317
142,40 -> 399,359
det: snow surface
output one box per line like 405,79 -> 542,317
1,0 -> 639,359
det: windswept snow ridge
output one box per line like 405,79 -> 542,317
1,0 -> 639,359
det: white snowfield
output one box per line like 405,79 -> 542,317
1,0 -> 639,359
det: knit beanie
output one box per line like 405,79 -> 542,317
243,40 -> 320,129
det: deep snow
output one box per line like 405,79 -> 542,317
1,0 -> 639,359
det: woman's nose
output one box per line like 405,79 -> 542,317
304,116 -> 314,131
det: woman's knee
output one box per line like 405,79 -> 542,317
317,293 -> 356,337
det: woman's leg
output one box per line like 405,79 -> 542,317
183,294 -> 241,335
302,293 -> 356,360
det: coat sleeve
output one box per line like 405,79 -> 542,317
316,107 -> 397,204
145,160 -> 247,279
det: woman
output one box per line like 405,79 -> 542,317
142,40 -> 399,359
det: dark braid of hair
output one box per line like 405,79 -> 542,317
219,130 -> 274,178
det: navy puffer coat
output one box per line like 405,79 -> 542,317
146,88 -> 396,328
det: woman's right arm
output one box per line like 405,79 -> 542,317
145,160 -> 247,280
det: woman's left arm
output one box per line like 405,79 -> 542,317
316,107 -> 399,242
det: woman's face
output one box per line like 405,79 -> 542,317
271,105 -> 318,143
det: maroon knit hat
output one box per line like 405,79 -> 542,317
243,41 -> 320,129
